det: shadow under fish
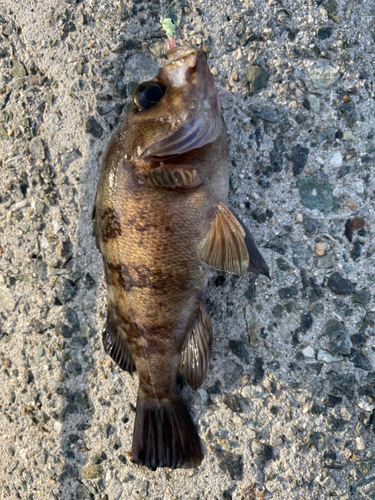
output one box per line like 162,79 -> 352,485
92,45 -> 269,469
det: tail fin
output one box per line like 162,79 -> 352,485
132,393 -> 203,469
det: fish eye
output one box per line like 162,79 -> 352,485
133,81 -> 166,111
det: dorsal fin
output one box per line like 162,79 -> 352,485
102,300 -> 136,373
92,195 -> 100,250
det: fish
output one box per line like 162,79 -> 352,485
92,44 -> 269,470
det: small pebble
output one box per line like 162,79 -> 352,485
316,255 -> 335,269
107,477 -> 123,500
79,464 -> 104,480
320,476 -> 336,492
358,401 -> 375,412
244,65 -> 270,93
86,116 -> 104,139
241,385 -> 267,399
308,61 -> 340,89
330,151 -> 343,167
354,180 -> 365,194
251,440 -> 273,460
216,451 -> 243,480
317,26 -> 333,40
302,346 -> 315,358
297,176 -> 339,214
317,349 -> 343,363
340,407 -> 352,421
308,94 -> 320,113
356,437 -> 366,451
314,242 -> 327,256
327,272 -> 356,295
54,421 -> 63,433
351,217 -> 365,230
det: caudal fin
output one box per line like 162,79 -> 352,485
132,393 -> 203,469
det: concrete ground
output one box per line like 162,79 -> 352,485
0,0 -> 375,499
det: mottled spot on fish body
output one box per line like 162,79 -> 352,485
100,207 -> 122,242
106,262 -> 126,288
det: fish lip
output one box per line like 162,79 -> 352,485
164,45 -> 197,67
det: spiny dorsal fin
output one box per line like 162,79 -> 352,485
137,163 -> 201,189
198,202 -> 249,276
178,303 -> 212,390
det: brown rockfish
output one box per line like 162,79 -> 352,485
92,45 -> 269,469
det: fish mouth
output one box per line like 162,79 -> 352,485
164,45 -> 197,66
163,45 -> 198,85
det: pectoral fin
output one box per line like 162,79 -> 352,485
234,212 -> 270,278
137,163 -> 201,189
199,203 -> 269,277
198,203 -> 249,276
140,114 -> 221,158
178,303 -> 212,390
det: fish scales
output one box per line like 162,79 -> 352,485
93,45 -> 269,469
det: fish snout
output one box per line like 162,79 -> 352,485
162,45 -> 213,92
162,45 -> 199,86
165,45 -> 197,65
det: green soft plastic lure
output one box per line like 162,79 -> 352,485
160,17 -> 176,50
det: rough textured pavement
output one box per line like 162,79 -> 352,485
0,0 -> 375,499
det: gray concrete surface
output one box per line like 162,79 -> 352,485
0,0 -> 375,499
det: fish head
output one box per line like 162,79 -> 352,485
123,45 -> 222,163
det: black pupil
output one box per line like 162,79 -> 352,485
134,82 -> 165,110
144,85 -> 162,103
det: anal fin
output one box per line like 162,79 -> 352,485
137,163 -> 202,189
198,202 -> 249,276
102,304 -> 136,373
178,303 -> 212,390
